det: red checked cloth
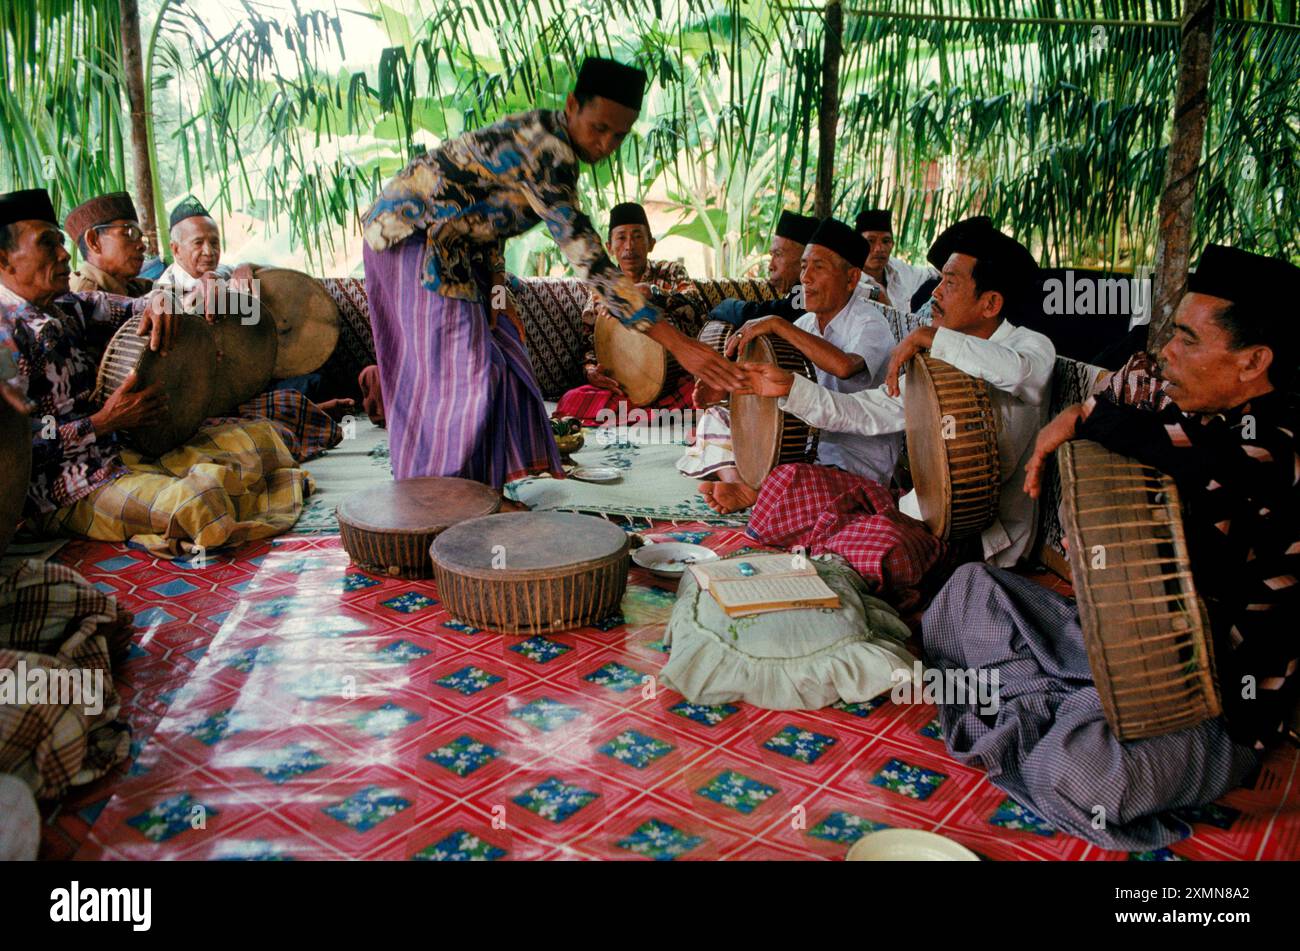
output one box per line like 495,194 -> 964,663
747,463 -> 946,614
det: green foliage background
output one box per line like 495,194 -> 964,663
2,0 -> 1296,275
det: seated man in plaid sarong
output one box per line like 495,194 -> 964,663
0,187 -> 313,559
727,219 -> 1055,612
922,245 -> 1300,852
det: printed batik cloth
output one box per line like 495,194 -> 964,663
747,463 -> 946,613
37,419 -> 311,558
676,405 -> 736,478
0,559 -> 131,799
0,284 -> 151,514
922,562 -> 1261,852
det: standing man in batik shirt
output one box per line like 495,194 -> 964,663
360,56 -> 744,496
855,208 -> 939,315
555,201 -> 697,424
924,244 -> 1299,851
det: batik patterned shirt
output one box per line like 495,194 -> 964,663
1078,351 -> 1300,751
362,109 -> 660,331
0,283 -> 150,514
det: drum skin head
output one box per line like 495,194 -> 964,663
207,291 -> 279,415
0,397 -> 31,558
99,315 -> 218,458
594,313 -> 667,406
431,512 -> 629,577
254,267 -> 341,378
731,335 -> 783,489
903,355 -> 952,539
337,477 -> 501,535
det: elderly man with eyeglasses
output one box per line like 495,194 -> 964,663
66,192 -> 155,298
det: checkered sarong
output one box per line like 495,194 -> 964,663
747,463 -> 946,613
212,389 -> 342,462
0,560 -> 131,799
922,563 -> 1261,851
39,419 -> 311,558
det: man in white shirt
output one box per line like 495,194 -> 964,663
730,220 -> 1055,606
855,208 -> 939,315
155,196 -> 250,296
696,218 -> 898,511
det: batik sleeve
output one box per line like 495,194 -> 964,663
516,168 -> 660,331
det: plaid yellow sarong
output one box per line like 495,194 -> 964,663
0,559 -> 131,799
41,419 -> 313,558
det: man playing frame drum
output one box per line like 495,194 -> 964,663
730,219 -> 1054,612
922,244 -> 1300,851
698,217 -> 898,511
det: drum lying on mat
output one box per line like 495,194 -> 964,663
593,313 -> 683,406
731,335 -> 819,489
337,477 -> 502,579
430,512 -> 631,635
1057,439 -> 1221,740
0,397 -> 32,559
903,354 -> 1000,540
206,290 -> 280,416
95,314 -> 218,458
253,267 -> 341,379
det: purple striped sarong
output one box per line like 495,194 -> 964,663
362,236 -> 563,488
921,563 -> 1260,852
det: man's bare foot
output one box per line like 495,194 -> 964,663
698,480 -> 757,514
499,496 -> 530,513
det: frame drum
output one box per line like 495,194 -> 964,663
903,354 -> 1000,540
1058,439 -> 1221,740
95,315 -> 218,458
730,335 -> 819,489
0,397 -> 31,558
593,314 -> 683,406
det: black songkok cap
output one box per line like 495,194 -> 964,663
934,219 -> 1038,309
169,195 -> 211,229
0,188 -> 58,228
808,217 -> 871,269
1189,243 -> 1300,308
927,215 -> 994,269
574,56 -> 648,112
608,202 -> 650,233
775,210 -> 819,246
854,208 -> 892,233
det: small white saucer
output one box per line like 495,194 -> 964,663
845,829 -> 979,861
631,543 -> 719,578
569,466 -> 621,483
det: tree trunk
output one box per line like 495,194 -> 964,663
1149,0 -> 1215,352
119,0 -> 159,257
815,1 -> 843,219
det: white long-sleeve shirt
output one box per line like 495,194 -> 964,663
859,257 -> 939,314
778,319 -> 1057,566
791,287 -> 900,483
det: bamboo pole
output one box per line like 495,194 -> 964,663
814,0 -> 842,218
118,0 -> 158,257
1149,0 -> 1215,352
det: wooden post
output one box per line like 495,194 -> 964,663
814,1 -> 843,218
1149,0 -> 1214,352
119,0 -> 160,257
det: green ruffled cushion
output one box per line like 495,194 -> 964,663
661,555 -> 916,710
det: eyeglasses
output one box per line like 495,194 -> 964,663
93,222 -> 143,241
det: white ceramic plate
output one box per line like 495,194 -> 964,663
569,466 -> 621,483
845,829 -> 979,862
631,542 -> 719,578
